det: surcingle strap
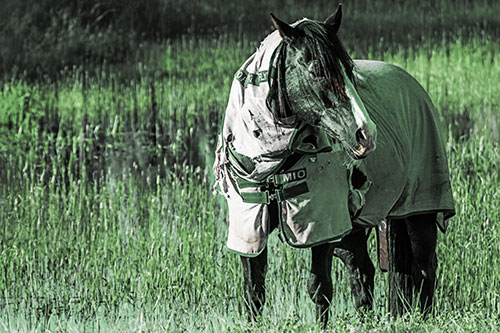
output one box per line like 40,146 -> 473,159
276,182 -> 309,201
239,183 -> 310,205
240,191 -> 271,204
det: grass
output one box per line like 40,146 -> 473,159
1,14 -> 500,333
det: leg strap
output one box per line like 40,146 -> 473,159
377,219 -> 389,272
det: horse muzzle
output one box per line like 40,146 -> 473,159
353,126 -> 376,159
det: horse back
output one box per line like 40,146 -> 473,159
352,60 -> 455,230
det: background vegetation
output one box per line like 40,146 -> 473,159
0,0 -> 499,331
2,0 -> 500,79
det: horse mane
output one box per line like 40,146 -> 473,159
267,19 -> 355,123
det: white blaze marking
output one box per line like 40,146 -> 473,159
342,67 -> 376,136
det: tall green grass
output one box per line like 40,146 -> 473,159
0,138 -> 498,331
0,31 -> 499,333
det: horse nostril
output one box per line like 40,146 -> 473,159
356,127 -> 368,144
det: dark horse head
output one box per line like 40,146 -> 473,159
269,4 -> 376,159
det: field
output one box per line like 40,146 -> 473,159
1,1 -> 500,332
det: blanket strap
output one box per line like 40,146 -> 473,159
236,172 -> 309,204
239,184 -> 309,204
377,219 -> 389,272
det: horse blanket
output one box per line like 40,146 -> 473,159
352,60 -> 455,230
214,30 -> 358,256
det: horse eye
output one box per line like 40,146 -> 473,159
308,61 -> 322,78
303,49 -> 312,63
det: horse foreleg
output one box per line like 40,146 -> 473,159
333,226 -> 375,316
240,247 -> 268,322
309,242 -> 334,328
387,214 -> 437,317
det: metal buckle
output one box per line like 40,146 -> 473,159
261,190 -> 271,204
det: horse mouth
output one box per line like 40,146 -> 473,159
352,127 -> 376,159
353,146 -> 368,159
353,141 -> 375,159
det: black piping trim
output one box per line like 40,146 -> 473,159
386,208 -> 456,221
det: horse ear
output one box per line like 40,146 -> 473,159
270,13 -> 298,43
324,3 -> 342,33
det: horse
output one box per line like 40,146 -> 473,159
213,4 -> 455,328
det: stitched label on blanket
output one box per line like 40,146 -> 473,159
235,69 -> 269,87
275,168 -> 307,184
